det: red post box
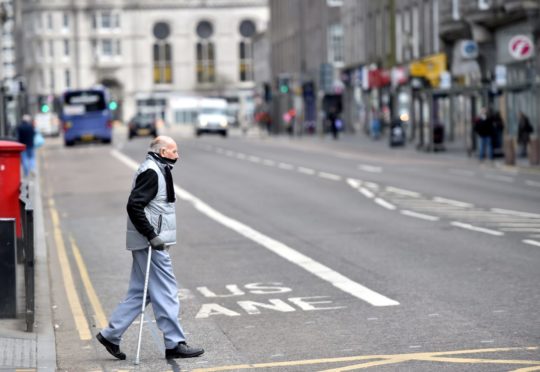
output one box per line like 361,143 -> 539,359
0,140 -> 26,238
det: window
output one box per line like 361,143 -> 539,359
92,13 -> 97,29
452,0 -> 460,20
327,23 -> 344,65
47,13 -> 53,30
396,12 -> 402,63
239,20 -> 256,82
49,40 -> 54,58
153,22 -> 172,84
326,0 -> 343,6
49,69 -> 55,91
116,40 -> 121,56
196,21 -> 215,83
101,12 -> 112,29
63,12 -> 69,29
102,39 -> 113,56
412,5 -> 419,59
478,0 -> 491,10
65,69 -> 71,89
64,39 -> 70,56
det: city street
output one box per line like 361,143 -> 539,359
39,129 -> 540,372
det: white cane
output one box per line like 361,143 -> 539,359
134,246 -> 152,365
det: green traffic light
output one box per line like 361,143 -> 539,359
109,101 -> 118,110
41,104 -> 50,113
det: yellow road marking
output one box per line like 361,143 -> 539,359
49,198 -> 92,340
191,346 -> 540,372
70,235 -> 108,329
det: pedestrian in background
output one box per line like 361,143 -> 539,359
16,114 -> 36,177
97,136 -> 204,360
491,111 -> 505,157
517,111 -> 533,158
473,107 -> 494,161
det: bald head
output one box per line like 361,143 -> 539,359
150,136 -> 179,161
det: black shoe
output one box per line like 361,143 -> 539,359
165,342 -> 204,359
96,332 -> 126,360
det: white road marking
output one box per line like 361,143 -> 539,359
525,180 -> 540,188
278,162 -> 294,170
359,187 -> 374,199
385,187 -> 421,198
297,166 -> 315,175
450,222 -> 504,236
111,150 -> 400,307
491,208 -> 540,219
449,168 -> 475,177
262,159 -> 275,166
318,172 -> 342,181
523,239 -> 540,247
480,340 -> 495,344
400,210 -> 440,221
358,164 -> 382,173
216,148 -> 224,154
346,178 -> 361,189
364,182 -> 379,190
484,174 -> 515,183
375,198 -> 397,211
433,197 -> 474,208
501,228 -> 540,233
248,156 -> 261,163
236,153 -> 247,160
428,313 -> 440,317
225,150 -> 235,156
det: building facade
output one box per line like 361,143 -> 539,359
341,0 -> 539,158
269,0 -> 343,134
16,0 -> 268,123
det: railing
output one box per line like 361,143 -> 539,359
19,180 -> 35,332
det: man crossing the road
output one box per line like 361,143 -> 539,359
96,136 -> 204,360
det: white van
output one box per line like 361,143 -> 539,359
195,98 -> 229,137
34,113 -> 60,137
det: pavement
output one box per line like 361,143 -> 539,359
0,126 -> 537,372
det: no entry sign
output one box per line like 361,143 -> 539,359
508,35 -> 534,61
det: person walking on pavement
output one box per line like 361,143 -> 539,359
97,136 -> 204,360
517,111 -> 533,158
16,114 -> 36,177
474,107 -> 495,161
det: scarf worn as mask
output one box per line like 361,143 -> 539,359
148,152 -> 176,203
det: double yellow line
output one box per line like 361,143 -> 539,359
48,198 -> 108,340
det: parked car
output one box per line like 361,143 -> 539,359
128,113 -> 159,139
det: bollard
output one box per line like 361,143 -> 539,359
0,218 -> 17,318
503,135 -> 516,166
528,135 -> 539,165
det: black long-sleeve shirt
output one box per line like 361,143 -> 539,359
126,169 -> 158,240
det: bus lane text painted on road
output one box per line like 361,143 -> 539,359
178,282 -> 347,319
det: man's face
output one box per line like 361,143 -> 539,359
160,141 -> 179,160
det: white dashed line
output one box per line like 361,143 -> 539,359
375,198 -> 397,210
236,153 -> 246,160
297,166 -> 315,175
450,222 -> 504,236
358,164 -> 382,173
262,159 -> 275,166
484,174 -> 515,183
433,197 -> 474,208
525,180 -> 540,188
278,162 -> 294,170
523,239 -> 540,247
248,156 -> 261,163
346,178 -> 361,189
359,187 -> 375,199
491,208 -> 540,219
385,186 -> 421,198
225,150 -> 235,156
364,182 -> 379,190
318,172 -> 342,181
400,210 -> 440,221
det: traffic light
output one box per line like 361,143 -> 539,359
108,100 -> 118,111
40,104 -> 50,113
279,77 -> 290,94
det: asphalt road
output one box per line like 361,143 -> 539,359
39,128 -> 540,372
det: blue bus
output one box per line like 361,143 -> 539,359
61,87 -> 113,146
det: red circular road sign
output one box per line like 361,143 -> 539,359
508,35 -> 534,60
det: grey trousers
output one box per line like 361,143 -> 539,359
101,248 -> 186,349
